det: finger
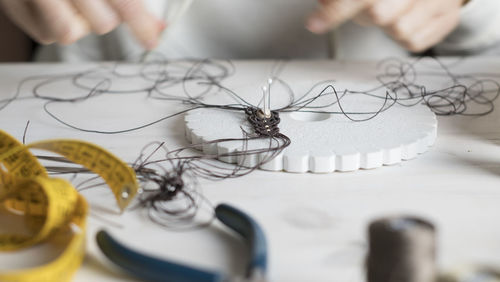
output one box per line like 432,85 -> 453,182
71,0 -> 120,35
385,0 -> 455,42
355,0 -> 414,26
307,0 -> 376,34
0,0 -> 50,43
108,0 -> 163,50
398,8 -> 460,52
31,0 -> 91,45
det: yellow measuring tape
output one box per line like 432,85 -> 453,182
0,130 -> 138,281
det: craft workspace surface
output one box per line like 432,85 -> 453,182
1,59 -> 500,281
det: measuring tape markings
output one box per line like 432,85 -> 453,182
27,140 -> 138,212
0,130 -> 138,281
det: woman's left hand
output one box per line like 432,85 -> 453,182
307,0 -> 465,52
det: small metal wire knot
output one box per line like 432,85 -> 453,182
245,107 -> 281,137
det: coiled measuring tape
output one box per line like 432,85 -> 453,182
0,129 -> 138,282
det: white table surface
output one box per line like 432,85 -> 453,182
0,58 -> 499,282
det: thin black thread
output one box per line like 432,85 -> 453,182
8,57 -> 500,229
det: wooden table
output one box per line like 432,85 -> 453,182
0,58 -> 499,282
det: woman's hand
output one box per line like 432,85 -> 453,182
0,0 -> 165,49
307,0 -> 464,52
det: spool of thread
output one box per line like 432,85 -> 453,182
367,216 -> 437,282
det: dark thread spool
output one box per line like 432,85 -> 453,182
367,216 -> 437,282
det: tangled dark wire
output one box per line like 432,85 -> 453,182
11,56 -> 500,228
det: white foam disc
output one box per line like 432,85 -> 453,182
184,100 -> 437,173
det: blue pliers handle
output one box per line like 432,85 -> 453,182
96,203 -> 268,282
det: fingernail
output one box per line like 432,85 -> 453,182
158,20 -> 167,31
307,17 -> 328,34
144,39 -> 158,50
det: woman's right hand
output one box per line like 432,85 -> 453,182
0,0 -> 165,49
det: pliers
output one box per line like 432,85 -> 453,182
96,203 -> 268,282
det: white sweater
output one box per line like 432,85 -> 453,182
35,0 -> 500,61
